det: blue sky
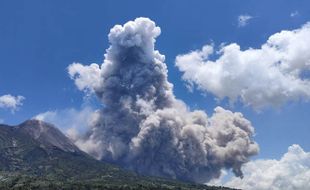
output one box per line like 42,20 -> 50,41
0,0 -> 309,173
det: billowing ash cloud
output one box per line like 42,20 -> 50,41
176,23 -> 310,110
68,17 -> 258,183
0,94 -> 25,113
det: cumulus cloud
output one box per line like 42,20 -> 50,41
176,22 -> 310,110
211,144 -> 310,190
68,17 -> 258,183
238,15 -> 253,27
68,63 -> 101,94
0,94 -> 25,112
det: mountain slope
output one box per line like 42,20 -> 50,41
0,120 -> 116,178
0,120 -> 237,190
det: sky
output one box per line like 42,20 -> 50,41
0,0 -> 310,189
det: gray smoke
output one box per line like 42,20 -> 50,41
68,17 -> 259,183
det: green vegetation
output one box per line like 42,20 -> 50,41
0,173 -> 236,190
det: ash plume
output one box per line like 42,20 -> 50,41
68,17 -> 259,183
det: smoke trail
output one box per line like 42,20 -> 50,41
68,17 -> 259,183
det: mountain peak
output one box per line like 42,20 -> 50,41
17,119 -> 80,153
19,119 -> 56,138
20,119 -> 49,126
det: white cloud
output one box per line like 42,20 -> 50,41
0,94 -> 25,112
68,63 -> 101,94
290,11 -> 299,17
34,107 -> 97,140
176,22 -> 310,110
211,144 -> 310,190
238,15 -> 253,27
